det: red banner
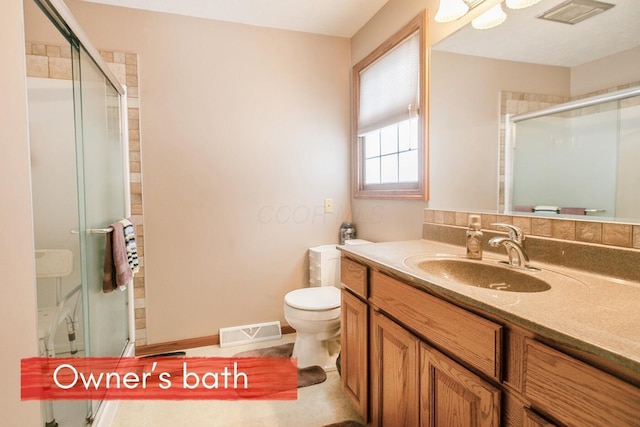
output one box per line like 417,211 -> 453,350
21,356 -> 297,400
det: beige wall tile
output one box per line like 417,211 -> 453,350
496,214 -> 513,225
60,45 -> 71,58
531,218 -> 553,237
512,216 -> 532,234
576,222 -> 603,243
551,219 -> 576,240
48,56 -> 72,79
455,212 -> 468,227
424,209 -> 435,224
423,209 -> 640,253
45,45 -> 60,57
25,55 -> 48,77
100,51 -> 114,62
125,53 -> 137,65
32,43 -> 45,55
602,223 -> 632,247
444,210 -> 456,225
107,62 -> 127,85
113,51 -> 126,63
480,214 -> 497,230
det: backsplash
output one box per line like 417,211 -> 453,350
422,208 -> 640,282
424,209 -> 640,249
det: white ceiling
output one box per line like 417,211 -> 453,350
77,0 -> 639,66
433,0 -> 640,67
78,0 -> 389,38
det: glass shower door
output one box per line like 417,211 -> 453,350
74,44 -> 129,362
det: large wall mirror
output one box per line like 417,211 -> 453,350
429,0 -> 640,222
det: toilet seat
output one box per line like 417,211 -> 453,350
284,286 -> 340,310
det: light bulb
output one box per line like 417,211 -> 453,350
435,0 -> 470,23
472,3 -> 507,30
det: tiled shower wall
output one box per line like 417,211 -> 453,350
25,42 -> 148,347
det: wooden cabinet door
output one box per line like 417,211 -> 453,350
370,309 -> 420,427
523,338 -> 640,427
340,289 -> 368,422
421,343 -> 501,427
522,408 -> 557,427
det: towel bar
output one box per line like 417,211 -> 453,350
69,227 -> 113,234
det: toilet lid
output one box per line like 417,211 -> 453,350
284,286 -> 340,310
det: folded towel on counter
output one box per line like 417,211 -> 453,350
514,205 -> 534,212
559,207 -> 586,215
119,218 -> 139,274
534,205 -> 560,213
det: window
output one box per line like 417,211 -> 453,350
353,12 -> 428,199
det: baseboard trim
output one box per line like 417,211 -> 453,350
136,325 -> 295,356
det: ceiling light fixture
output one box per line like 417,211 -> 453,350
434,0 -> 486,23
505,0 -> 542,9
435,0 -> 470,23
472,3 -> 507,29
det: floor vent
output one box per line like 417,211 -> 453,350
219,321 -> 282,348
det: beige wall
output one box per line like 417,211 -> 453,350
571,46 -> 640,96
0,0 -> 41,424
430,51 -> 569,211
350,0 -> 569,243
61,1 -> 351,344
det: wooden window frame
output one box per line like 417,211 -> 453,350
352,11 -> 428,200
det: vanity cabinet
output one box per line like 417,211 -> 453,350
521,338 -> 640,426
421,343 -> 501,427
340,257 -> 369,421
370,309 -> 420,426
339,254 -> 640,427
340,289 -> 368,420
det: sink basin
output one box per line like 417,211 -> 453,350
405,257 -> 551,293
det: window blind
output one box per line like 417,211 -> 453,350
358,31 -> 420,136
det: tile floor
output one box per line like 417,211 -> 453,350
110,334 -> 364,427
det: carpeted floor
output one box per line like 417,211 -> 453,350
233,342 -> 327,388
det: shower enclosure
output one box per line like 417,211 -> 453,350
25,0 -> 133,425
505,85 -> 640,221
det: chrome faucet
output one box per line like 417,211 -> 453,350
488,223 -> 536,270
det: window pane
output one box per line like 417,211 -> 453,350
380,124 -> 397,155
364,132 -> 380,158
365,157 -> 380,184
399,118 -> 419,151
398,119 -> 411,152
381,154 -> 398,183
399,150 -> 418,182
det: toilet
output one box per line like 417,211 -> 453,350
284,241 -> 370,370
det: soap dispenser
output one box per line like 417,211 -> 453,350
466,215 -> 483,260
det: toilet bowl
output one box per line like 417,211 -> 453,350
283,241 -> 371,370
284,286 -> 341,370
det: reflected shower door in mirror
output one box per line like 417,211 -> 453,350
429,0 -> 640,221
505,88 -> 640,221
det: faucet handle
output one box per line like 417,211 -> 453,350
491,223 -> 525,244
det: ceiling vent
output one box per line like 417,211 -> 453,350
537,0 -> 615,25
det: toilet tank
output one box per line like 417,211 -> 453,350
309,245 -> 341,287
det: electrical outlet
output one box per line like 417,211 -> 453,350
324,198 -> 334,213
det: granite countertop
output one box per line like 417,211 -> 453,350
338,239 -> 640,373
